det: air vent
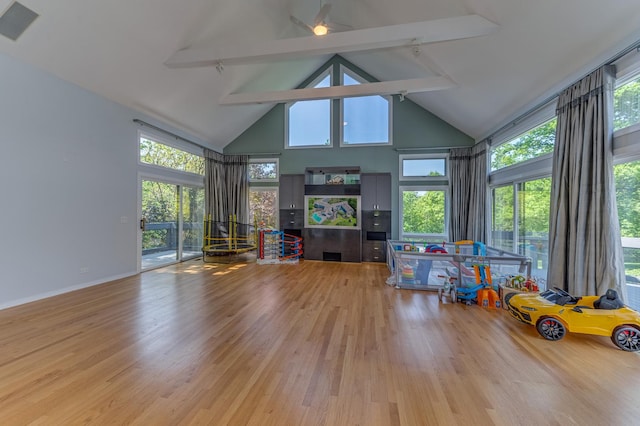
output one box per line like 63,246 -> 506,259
0,2 -> 39,41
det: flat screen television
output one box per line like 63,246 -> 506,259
304,195 -> 361,230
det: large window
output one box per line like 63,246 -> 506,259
489,114 -> 554,281
400,187 -> 448,239
490,179 -> 550,280
614,159 -> 640,310
490,118 -> 556,171
139,134 -> 204,175
286,70 -> 332,148
285,62 -> 392,149
341,67 -> 390,146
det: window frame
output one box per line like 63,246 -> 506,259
399,185 -> 449,240
339,65 -> 392,147
248,158 -> 280,183
284,68 -> 333,149
399,153 -> 449,181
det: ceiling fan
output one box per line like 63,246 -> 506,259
290,2 -> 351,36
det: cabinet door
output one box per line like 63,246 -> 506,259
360,174 -> 378,210
361,173 -> 391,211
279,174 -> 305,209
290,174 -> 305,209
375,174 -> 392,211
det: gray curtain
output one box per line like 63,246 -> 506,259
547,65 -> 626,298
204,149 -> 249,223
449,142 -> 487,242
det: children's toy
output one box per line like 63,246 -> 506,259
437,274 -> 457,303
454,242 -> 500,308
505,287 -> 640,351
257,229 -> 303,264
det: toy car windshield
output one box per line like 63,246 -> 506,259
539,289 -> 579,306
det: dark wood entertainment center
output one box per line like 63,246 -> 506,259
279,167 -> 391,263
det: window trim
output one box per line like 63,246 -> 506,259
339,65 -> 392,147
248,158 -> 280,183
399,153 -> 449,181
399,185 -> 449,240
284,68 -> 333,149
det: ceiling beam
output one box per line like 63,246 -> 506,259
219,76 -> 456,105
165,15 -> 498,68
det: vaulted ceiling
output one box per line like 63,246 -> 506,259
1,0 -> 640,151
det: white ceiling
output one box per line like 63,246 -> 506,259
1,0 -> 640,151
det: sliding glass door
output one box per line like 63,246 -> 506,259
140,178 -> 204,270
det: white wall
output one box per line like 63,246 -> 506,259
0,52 -> 205,309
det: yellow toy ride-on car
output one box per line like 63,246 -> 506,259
505,287 -> 640,352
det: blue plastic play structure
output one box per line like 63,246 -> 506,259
455,241 -> 500,306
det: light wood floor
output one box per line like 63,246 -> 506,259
1,259 -> 639,425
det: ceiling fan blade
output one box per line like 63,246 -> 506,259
313,3 -> 332,26
326,21 -> 352,32
290,14 -> 314,33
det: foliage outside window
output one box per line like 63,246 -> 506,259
142,180 -> 178,253
286,71 -> 332,148
490,118 -> 556,171
141,182 -> 204,258
249,188 -> 278,229
517,178 -> 551,275
490,178 -> 550,279
614,160 -> 640,311
249,159 -> 279,182
401,188 -> 447,238
614,76 -> 640,131
491,185 -> 514,253
341,69 -> 390,146
140,137 -> 204,175
400,154 -> 447,180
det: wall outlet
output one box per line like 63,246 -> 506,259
80,267 -> 89,274
120,216 -> 128,223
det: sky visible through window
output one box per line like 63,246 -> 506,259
343,73 -> 389,144
403,158 -> 446,177
288,75 -> 331,147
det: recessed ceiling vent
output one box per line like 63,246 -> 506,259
0,1 -> 39,41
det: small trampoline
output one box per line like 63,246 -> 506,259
202,216 -> 257,262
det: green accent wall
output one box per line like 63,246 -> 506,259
224,56 -> 473,239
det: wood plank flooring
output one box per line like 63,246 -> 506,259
1,259 -> 639,425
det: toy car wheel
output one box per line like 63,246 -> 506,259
611,326 -> 640,352
536,317 -> 566,341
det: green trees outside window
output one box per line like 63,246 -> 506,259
401,189 -> 446,237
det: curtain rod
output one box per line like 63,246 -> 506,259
483,38 -> 640,144
133,119 -> 210,151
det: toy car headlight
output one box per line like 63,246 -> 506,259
521,306 -> 537,312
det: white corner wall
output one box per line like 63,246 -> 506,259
0,52 -> 202,309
